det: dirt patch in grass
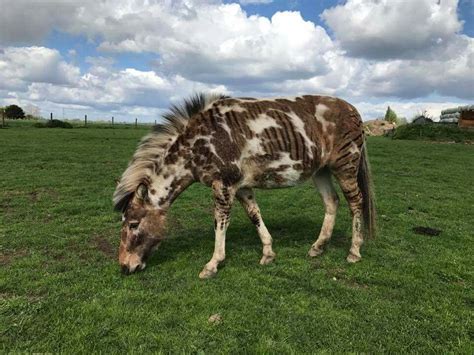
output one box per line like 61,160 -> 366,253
0,197 -> 14,216
64,239 -> 94,261
28,188 -> 60,203
92,234 -> 116,259
327,267 -> 369,289
0,249 -> 29,266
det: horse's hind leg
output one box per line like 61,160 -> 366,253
308,168 -> 339,257
236,188 -> 276,265
333,168 -> 364,263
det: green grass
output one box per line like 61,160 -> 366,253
393,123 -> 474,143
1,126 -> 473,353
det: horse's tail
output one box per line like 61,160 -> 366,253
357,141 -> 376,239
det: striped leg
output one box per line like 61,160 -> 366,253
334,171 -> 364,263
236,188 -> 276,265
199,181 -> 235,279
308,169 -> 339,257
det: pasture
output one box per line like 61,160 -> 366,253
1,123 -> 473,352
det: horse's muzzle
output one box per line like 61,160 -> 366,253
121,264 -> 131,275
120,262 -> 146,275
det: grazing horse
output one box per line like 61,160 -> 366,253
114,93 -> 376,278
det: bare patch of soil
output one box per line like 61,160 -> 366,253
28,188 -> 60,203
0,249 -> 29,266
92,234 -> 116,259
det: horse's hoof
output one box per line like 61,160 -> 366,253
199,267 -> 217,279
308,247 -> 323,257
260,253 -> 275,265
346,253 -> 361,263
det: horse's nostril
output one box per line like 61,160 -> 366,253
121,264 -> 130,275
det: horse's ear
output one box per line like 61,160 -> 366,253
136,183 -> 148,201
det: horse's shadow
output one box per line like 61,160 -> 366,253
149,214 -> 350,268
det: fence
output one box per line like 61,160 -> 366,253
42,112 -> 158,128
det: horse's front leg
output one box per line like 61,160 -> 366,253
236,188 -> 276,265
199,181 -> 236,279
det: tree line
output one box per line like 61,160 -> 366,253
1,104 -> 26,119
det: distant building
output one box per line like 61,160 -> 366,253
412,116 -> 433,125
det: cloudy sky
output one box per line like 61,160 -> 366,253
0,0 -> 473,122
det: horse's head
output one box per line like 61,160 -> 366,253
118,184 -> 166,275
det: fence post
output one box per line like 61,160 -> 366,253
112,116 -> 114,128
85,114 -> 87,127
50,112 -> 53,121
135,118 -> 137,128
1,110 -> 4,128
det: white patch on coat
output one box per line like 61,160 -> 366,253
148,169 -> 177,206
247,114 -> 281,134
349,142 -> 360,155
314,104 -> 336,162
268,152 -> 302,185
218,104 -> 246,114
242,137 -> 266,157
148,157 -> 192,206
219,121 -> 233,140
315,104 -> 333,131
285,111 -> 315,159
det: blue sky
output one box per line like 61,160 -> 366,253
1,0 -> 472,122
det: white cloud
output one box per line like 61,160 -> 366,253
25,63 -> 227,111
0,0 -> 473,122
0,46 -> 227,121
0,47 -> 80,90
0,1 -> 334,84
354,35 -> 474,100
322,0 -> 463,59
88,3 -> 335,84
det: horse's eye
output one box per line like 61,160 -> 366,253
129,222 -> 139,230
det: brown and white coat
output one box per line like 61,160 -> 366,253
114,94 -> 376,278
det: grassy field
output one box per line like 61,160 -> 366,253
1,123 -> 473,352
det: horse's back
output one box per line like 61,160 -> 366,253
188,95 -> 363,188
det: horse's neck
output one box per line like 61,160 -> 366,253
148,144 -> 194,210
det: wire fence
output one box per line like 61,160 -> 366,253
1,111 -> 158,129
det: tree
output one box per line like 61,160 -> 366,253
5,104 -> 25,119
384,106 -> 398,124
397,117 -> 408,125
